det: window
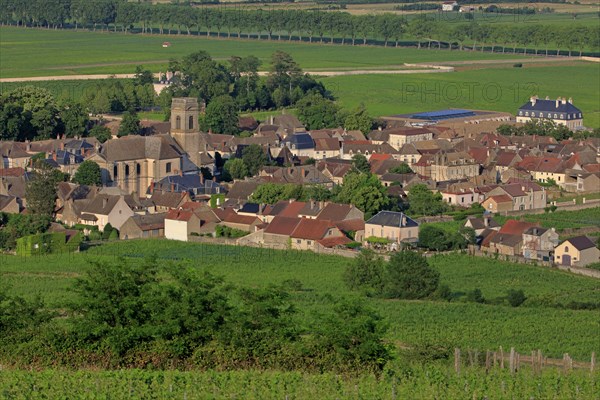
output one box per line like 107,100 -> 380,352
554,114 -> 557,118
296,239 -> 301,244
136,163 -> 141,175
525,112 -> 529,116
189,116 -> 194,130
113,165 -> 118,178
519,111 -> 523,116
307,240 -> 312,245
565,246 -> 569,252
166,162 -> 172,173
176,116 -> 181,130
559,114 -> 564,119
143,231 -> 149,238
125,165 -> 130,176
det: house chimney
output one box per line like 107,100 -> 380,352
103,197 -> 108,208
301,167 -> 305,177
310,199 -> 315,209
200,173 -> 204,184
561,98 -> 567,105
556,98 -> 560,108
484,216 -> 489,227
545,96 -> 550,100
530,96 -> 536,106
80,147 -> 85,156
378,126 -> 382,131
179,169 -> 183,177
401,213 -> 407,227
212,176 -> 216,182
568,97 -> 573,104
60,142 -> 65,150
52,152 -> 57,161
150,182 -> 155,193
170,183 -> 175,192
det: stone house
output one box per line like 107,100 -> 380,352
119,213 -> 167,240
164,209 -> 202,242
554,236 -> 600,267
78,194 -> 135,231
289,218 -> 346,251
522,227 -> 559,261
364,211 -> 419,244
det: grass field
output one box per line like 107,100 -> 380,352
324,63 -> 600,128
0,26 -> 524,79
1,240 -> 598,360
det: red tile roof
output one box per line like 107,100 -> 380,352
317,236 -> 353,248
264,216 -> 301,235
369,154 -> 392,162
166,209 -> 196,222
291,218 -> 336,240
487,194 -> 512,204
278,201 -> 307,218
499,219 -> 538,236
0,167 -> 26,177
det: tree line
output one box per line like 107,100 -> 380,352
1,1 -> 598,55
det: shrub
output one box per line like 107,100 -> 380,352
383,251 -> 440,299
507,289 -> 527,307
513,63 -> 523,68
432,284 -> 453,301
466,288 -> 485,303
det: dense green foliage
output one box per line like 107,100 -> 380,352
25,161 -> 60,217
0,253 -> 390,372
345,250 -> 440,299
407,184 -> 448,216
117,110 -> 140,137
71,160 -> 101,186
0,213 -> 51,250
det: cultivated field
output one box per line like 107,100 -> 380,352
0,26 -> 527,79
1,240 -> 598,360
1,367 -> 598,399
324,63 -> 600,128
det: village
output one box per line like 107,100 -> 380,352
1,96 -> 599,268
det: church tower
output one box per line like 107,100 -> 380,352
170,98 -> 201,166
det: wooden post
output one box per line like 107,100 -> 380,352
516,352 -> 520,372
591,352 -> 596,373
563,353 -> 568,373
531,351 -> 536,372
454,348 -> 461,375
486,351 -> 491,373
500,346 -> 505,369
493,352 -> 497,367
537,350 -> 542,374
509,347 -> 516,374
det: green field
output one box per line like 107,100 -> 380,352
1,240 -> 598,360
495,207 -> 600,231
324,63 -> 600,128
1,367 -> 598,399
0,26 -> 521,79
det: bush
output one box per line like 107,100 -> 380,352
466,288 -> 485,303
432,284 -> 453,301
513,63 -> 523,68
507,289 -> 527,307
383,251 -> 440,299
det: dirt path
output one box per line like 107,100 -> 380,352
0,56 -> 589,83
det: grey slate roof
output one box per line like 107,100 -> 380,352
565,236 -> 596,251
281,132 -> 314,150
519,99 -> 582,119
366,211 -> 418,228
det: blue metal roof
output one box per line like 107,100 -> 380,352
411,109 -> 476,121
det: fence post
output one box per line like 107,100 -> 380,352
486,351 -> 491,373
531,351 -> 536,373
500,346 -> 504,369
509,347 -> 516,374
591,352 -> 596,373
454,348 -> 461,375
537,350 -> 542,375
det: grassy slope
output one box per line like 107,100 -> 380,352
324,63 -> 600,128
0,26 -> 517,78
1,239 -> 598,359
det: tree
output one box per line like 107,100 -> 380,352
390,163 -> 413,174
296,93 -> 341,130
352,154 -> 371,174
466,288 -> 485,303
59,101 -> 88,138
203,95 -> 239,135
507,289 -> 527,307
343,249 -> 384,293
335,172 -> 389,219
133,65 -> 154,86
241,144 -> 267,176
72,160 -> 102,186
344,105 -> 374,134
383,251 -> 440,299
223,158 -> 248,180
88,125 -> 112,143
118,111 -> 140,137
407,184 -> 448,216
25,161 -> 60,217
